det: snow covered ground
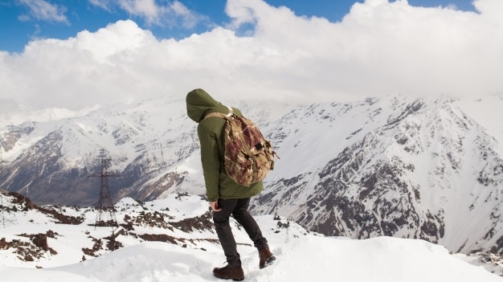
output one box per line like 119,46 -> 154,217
3,235 -> 503,282
1,192 -> 502,282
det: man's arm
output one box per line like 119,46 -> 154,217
197,123 -> 221,203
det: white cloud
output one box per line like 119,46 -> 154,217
18,0 -> 68,23
1,0 -> 503,112
88,0 -> 113,10
89,0 -> 206,27
169,0 -> 202,29
118,0 -> 159,24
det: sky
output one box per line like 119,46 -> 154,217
0,0 -> 502,113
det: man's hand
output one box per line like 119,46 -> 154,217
210,200 -> 222,212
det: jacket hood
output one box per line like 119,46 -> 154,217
186,88 -> 227,123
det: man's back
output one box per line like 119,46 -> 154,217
185,88 -> 263,202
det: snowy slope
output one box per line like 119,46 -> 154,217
3,238 -> 503,282
0,96 -> 294,206
454,95 -> 503,157
250,94 -> 503,256
1,94 -> 503,258
1,191 -> 502,282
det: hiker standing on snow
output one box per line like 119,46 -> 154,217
186,88 -> 276,281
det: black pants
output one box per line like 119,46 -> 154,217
213,198 -> 268,267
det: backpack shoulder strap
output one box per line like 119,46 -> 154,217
204,112 -> 227,119
203,106 -> 234,120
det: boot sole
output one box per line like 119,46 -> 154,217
213,273 -> 245,281
213,275 -> 244,281
260,256 -> 276,269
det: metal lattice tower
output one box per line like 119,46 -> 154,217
1,139 -> 17,228
1,191 -> 18,228
89,152 -> 120,229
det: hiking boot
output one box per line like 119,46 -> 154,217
213,264 -> 245,281
259,247 -> 276,269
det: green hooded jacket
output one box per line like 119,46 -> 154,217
186,88 -> 263,202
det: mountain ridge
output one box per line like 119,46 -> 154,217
1,94 -> 503,257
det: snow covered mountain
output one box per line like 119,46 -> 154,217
1,191 -> 502,281
251,94 -> 503,256
0,96 -> 291,206
1,93 -> 503,259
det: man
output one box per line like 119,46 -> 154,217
186,88 -> 275,281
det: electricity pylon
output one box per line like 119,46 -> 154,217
88,151 -> 119,229
0,190 -> 18,228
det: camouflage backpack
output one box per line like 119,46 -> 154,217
204,107 -> 277,186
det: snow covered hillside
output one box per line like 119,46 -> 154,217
0,96 -> 292,206
1,191 -> 502,282
1,94 -> 503,258
250,94 -> 503,256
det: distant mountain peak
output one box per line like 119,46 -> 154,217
1,94 -> 503,257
